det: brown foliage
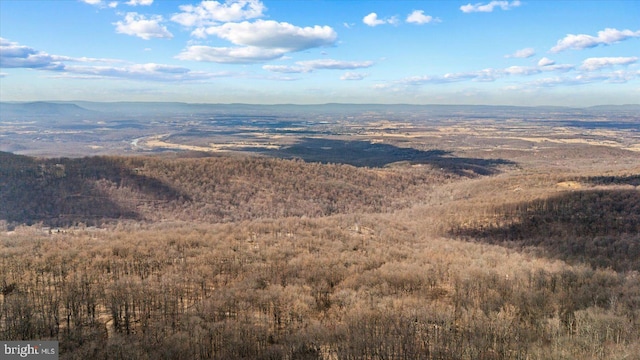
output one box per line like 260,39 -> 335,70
2,215 -> 639,359
452,189 -> 640,271
1,152 -> 453,226
2,151 -> 639,359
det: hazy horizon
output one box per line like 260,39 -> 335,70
2,99 -> 639,109
1,0 -> 639,107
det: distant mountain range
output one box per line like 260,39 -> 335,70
1,101 -> 638,119
0,101 -> 98,117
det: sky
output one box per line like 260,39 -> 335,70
0,0 -> 639,106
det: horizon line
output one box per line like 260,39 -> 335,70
2,100 -> 639,109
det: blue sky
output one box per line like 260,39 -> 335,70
1,0 -> 639,106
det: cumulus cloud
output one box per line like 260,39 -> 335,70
181,20 -> 336,63
297,59 -> 373,70
504,65 -> 541,76
363,13 -> 398,27
528,70 -> 640,87
460,0 -> 521,13
263,59 -> 373,73
340,72 -> 368,80
61,62 -> 228,81
177,45 -> 288,64
505,47 -> 535,58
126,0 -> 153,5
114,12 -> 173,40
195,20 -> 336,51
550,28 -> 640,53
0,38 -> 228,82
528,76 -> 590,87
406,10 -> 437,24
0,38 -> 59,69
363,13 -> 385,26
171,2 -> 335,64
262,64 -> 308,73
398,69 -> 500,85
390,61 -> 576,88
580,56 -> 638,71
537,57 -> 555,66
0,38 -> 126,69
80,0 -> 118,7
171,0 -> 265,27
542,64 -> 574,72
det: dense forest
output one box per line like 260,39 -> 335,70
1,151 -> 639,359
0,151 -> 459,227
453,189 -> 640,271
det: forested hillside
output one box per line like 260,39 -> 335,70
1,150 -> 639,359
0,151 -> 455,227
453,188 -> 640,271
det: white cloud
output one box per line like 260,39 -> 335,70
460,0 -> 521,13
126,0 -> 153,5
176,45 -> 287,63
542,64 -> 574,72
193,20 -> 337,52
114,12 -> 173,40
550,28 -> 640,53
385,64 -> 640,94
399,70 -> 497,85
297,59 -> 373,70
262,59 -> 374,73
172,2 -> 335,64
537,57 -> 555,66
442,72 -> 479,82
58,63 -> 234,82
391,61 -> 577,88
0,38 -> 125,69
62,62 -> 226,81
528,72 -> 637,87
505,47 -> 535,58
262,64 -> 308,73
341,72 -> 368,80
0,38 -> 230,82
504,65 -> 540,76
81,0 -> 118,7
0,38 -> 58,69
406,10 -> 437,25
171,0 -> 265,27
0,72 -> 7,78
363,12 -> 397,27
363,13 -> 385,27
580,57 -> 638,71
604,69 -> 640,83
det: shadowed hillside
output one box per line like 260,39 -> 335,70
0,152 -> 186,226
1,151 -> 497,227
452,189 -> 640,271
583,174 -> 640,187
